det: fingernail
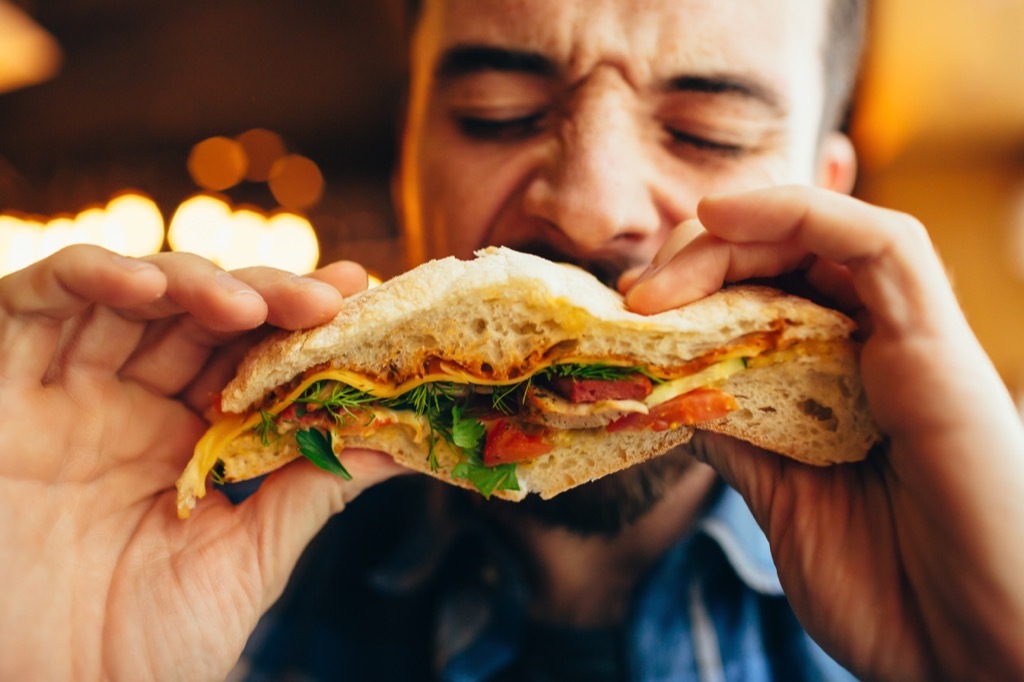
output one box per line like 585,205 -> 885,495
633,263 -> 656,284
291,275 -> 340,295
624,277 -> 651,308
215,270 -> 260,297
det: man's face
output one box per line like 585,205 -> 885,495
399,0 -> 833,277
398,0 -> 838,533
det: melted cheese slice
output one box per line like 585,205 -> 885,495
177,365 -> 544,517
644,357 -> 747,406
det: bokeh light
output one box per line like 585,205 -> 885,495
268,154 -> 324,210
0,192 -> 166,276
237,128 -> 287,183
104,193 -> 165,255
167,193 -> 319,273
0,214 -> 43,275
167,194 -> 234,257
264,211 -> 320,274
0,124 -> 328,278
187,136 -> 247,191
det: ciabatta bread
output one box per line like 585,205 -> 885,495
223,247 -> 855,411
177,247 -> 881,516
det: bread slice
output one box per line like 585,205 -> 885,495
222,247 -> 855,412
710,350 -> 877,464
177,247 -> 881,515
214,416 -> 698,502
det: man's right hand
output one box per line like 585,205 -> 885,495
0,245 -> 406,681
625,186 -> 1024,681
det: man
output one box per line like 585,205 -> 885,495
0,0 -> 1022,680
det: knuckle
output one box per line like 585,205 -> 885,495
887,210 -> 931,247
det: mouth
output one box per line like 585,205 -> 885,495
504,240 -> 641,289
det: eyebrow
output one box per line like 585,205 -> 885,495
434,46 -> 785,114
436,45 -> 558,80
665,74 -> 785,114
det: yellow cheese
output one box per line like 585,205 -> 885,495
644,357 -> 747,406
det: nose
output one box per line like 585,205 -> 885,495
524,79 -> 663,254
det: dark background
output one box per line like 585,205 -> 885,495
0,0 -> 407,269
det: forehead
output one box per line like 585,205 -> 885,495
418,0 -> 827,90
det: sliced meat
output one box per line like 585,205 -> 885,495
549,374 -> 654,403
522,386 -> 649,429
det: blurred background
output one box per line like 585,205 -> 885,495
1,0 -> 1022,406
0,0 -> 408,278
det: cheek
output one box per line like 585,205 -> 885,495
418,149 -> 490,259
694,154 -> 803,197
419,138 -> 539,259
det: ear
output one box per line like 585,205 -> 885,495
815,132 -> 858,195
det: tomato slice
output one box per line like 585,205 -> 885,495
483,419 -> 555,466
607,388 -> 738,432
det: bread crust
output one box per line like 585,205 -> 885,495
221,247 -> 855,414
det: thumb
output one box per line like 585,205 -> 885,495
688,431 -> 788,531
238,450 -> 408,605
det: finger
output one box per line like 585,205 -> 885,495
107,254 -> 273,395
182,260 -> 370,409
43,305 -> 148,385
701,187 -> 961,337
179,262 -> 370,413
618,218 -> 704,292
685,431 -> 786,530
652,218 -> 706,270
0,246 -> 166,382
307,260 -> 370,298
182,261 -> 368,407
55,263 -> 272,386
803,257 -> 861,313
126,252 -> 269,332
229,265 -> 348,330
236,450 -> 409,604
117,316 -> 240,397
121,262 -> 364,399
626,230 -> 811,313
630,186 -> 960,338
178,333 -> 264,414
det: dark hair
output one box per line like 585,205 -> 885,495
823,0 -> 868,133
403,0 -> 868,135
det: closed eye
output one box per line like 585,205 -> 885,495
455,111 -> 547,141
664,127 -> 746,157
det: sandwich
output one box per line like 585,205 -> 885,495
175,247 -> 880,519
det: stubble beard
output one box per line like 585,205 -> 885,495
483,445 -> 699,537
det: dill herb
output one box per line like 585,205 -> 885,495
383,383 -> 463,471
490,380 -> 528,414
542,363 -> 663,383
295,380 -> 378,425
252,409 -> 280,446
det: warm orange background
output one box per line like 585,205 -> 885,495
853,0 -> 1024,402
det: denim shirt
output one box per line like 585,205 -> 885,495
234,478 -> 856,681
